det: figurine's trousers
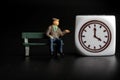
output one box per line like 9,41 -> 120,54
49,38 -> 63,55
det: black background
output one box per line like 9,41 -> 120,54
1,1 -> 120,80
5,0 -> 120,56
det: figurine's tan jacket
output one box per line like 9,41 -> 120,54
46,25 -> 66,38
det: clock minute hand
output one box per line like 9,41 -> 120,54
93,28 -> 96,37
93,28 -> 101,41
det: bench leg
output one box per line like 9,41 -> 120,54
25,46 -> 30,56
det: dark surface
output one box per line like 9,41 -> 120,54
1,54 -> 120,80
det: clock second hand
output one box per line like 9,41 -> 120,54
93,28 -> 102,41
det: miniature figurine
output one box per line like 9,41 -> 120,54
46,18 -> 70,57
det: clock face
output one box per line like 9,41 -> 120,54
79,20 -> 111,53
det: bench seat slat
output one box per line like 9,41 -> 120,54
23,43 -> 48,46
22,32 -> 47,39
23,43 -> 64,46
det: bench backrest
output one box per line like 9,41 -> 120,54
22,32 -> 47,39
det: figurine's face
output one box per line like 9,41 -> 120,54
53,20 -> 59,26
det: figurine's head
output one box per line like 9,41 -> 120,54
52,18 -> 59,26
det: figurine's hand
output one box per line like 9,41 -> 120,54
49,35 -> 54,39
65,29 -> 70,33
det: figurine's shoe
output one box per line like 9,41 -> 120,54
50,52 -> 54,57
60,53 -> 64,57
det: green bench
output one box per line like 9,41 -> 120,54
22,32 -> 64,56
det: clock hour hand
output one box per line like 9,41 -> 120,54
95,36 -> 102,41
93,28 -> 101,41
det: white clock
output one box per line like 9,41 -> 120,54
75,15 -> 116,56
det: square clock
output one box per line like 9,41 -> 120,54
75,15 -> 116,56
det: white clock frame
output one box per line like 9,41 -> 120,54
75,15 -> 116,56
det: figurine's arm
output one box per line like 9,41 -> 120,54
46,26 -> 53,39
59,28 -> 70,36
58,28 -> 65,36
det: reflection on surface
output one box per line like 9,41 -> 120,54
23,56 -> 118,80
72,56 -> 118,80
